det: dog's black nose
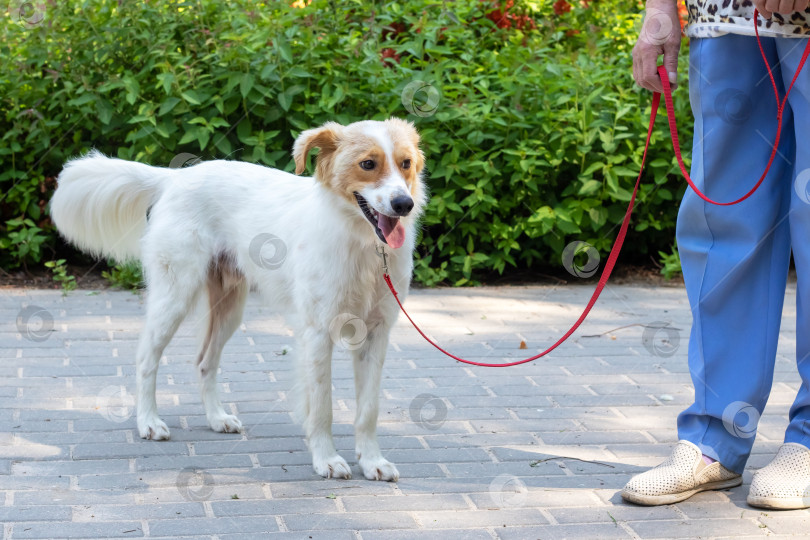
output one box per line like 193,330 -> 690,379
391,195 -> 414,216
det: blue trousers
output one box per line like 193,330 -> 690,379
677,35 -> 810,473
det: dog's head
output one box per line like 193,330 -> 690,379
293,118 -> 426,249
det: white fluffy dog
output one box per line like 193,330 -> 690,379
50,118 -> 426,481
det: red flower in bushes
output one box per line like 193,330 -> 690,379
486,9 -> 511,28
382,21 -> 407,40
482,0 -> 536,32
380,48 -> 400,66
553,0 -> 572,15
512,14 -> 536,30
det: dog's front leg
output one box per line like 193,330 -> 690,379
352,326 -> 399,481
300,328 -> 352,479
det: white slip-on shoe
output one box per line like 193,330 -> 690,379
622,440 -> 742,506
747,442 -> 810,510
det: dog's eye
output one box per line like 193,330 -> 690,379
402,159 -> 411,170
359,160 -> 375,171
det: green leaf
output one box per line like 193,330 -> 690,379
181,90 -> 203,105
237,118 -> 253,144
68,93 -> 96,106
240,73 -> 254,98
196,129 -> 210,150
578,179 -> 602,196
157,73 -> 175,94
159,97 -> 182,116
278,91 -> 292,112
96,100 -> 114,125
286,67 -> 313,78
178,130 -> 197,145
277,40 -> 293,63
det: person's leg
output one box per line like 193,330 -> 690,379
776,37 -> 810,451
745,38 -> 810,512
675,34 -> 794,474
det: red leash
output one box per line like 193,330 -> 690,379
662,15 -> 810,205
385,14 -> 810,367
383,98 -> 656,367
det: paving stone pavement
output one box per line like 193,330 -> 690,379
1,281 -> 809,539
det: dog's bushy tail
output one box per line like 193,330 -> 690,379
50,150 -> 169,262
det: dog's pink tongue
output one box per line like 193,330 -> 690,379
378,215 -> 405,249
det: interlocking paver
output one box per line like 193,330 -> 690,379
148,517 -> 280,536
0,506 -> 72,522
219,534 -> 353,540
1,282 -> 808,539
12,521 -> 144,538
757,513 -> 810,534
360,530 -> 495,540
72,502 -> 206,521
282,511 -> 418,530
627,518 -> 770,538
497,523 -> 636,539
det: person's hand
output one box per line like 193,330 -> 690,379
754,0 -> 809,19
633,0 -> 681,93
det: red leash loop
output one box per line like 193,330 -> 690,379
658,10 -> 810,205
384,93 -> 660,367
387,14 -> 810,367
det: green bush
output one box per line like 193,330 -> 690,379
101,261 -> 144,290
0,0 -> 691,285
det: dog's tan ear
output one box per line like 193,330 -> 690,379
293,122 -> 343,176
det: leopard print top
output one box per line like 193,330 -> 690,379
685,0 -> 810,37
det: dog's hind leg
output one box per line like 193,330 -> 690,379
299,327 -> 352,479
352,325 -> 399,481
198,256 -> 247,433
136,263 -> 203,441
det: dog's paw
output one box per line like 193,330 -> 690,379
359,456 -> 399,482
138,417 -> 170,440
313,454 -> 352,479
208,413 -> 243,434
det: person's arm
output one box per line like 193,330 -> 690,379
754,0 -> 808,20
632,0 -> 681,93
633,0 -> 810,93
